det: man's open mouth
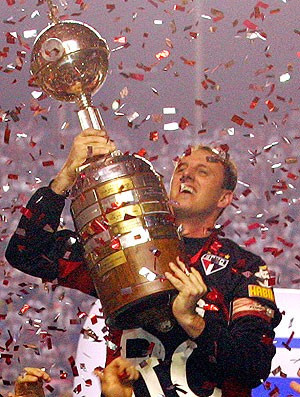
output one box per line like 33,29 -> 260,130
180,183 -> 194,193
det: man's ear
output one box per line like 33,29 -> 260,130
217,190 -> 234,209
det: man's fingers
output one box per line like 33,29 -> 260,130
166,260 -> 207,299
17,374 -> 42,384
20,368 -> 51,383
168,261 -> 194,284
81,128 -> 108,137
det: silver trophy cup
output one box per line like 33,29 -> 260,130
30,20 -> 183,330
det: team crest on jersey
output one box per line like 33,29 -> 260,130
201,253 -> 229,275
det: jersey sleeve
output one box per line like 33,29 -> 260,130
5,186 -> 96,296
194,246 -> 282,390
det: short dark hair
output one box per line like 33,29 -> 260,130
180,144 -> 238,191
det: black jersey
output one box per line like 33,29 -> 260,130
5,186 -> 281,396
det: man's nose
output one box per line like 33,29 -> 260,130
179,169 -> 194,182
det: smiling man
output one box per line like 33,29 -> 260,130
6,131 -> 281,397
170,145 -> 235,237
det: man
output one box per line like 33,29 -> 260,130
6,128 -> 281,397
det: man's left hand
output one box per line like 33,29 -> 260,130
165,256 -> 207,338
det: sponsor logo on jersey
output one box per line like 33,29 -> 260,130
201,253 -> 229,275
248,284 -> 275,302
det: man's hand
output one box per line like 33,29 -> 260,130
95,357 -> 139,397
14,367 -> 51,397
165,256 -> 207,338
51,128 -> 116,195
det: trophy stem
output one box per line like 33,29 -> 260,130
77,93 -> 105,131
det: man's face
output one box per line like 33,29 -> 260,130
170,149 -> 233,220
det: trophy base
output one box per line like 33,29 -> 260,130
106,290 -> 176,332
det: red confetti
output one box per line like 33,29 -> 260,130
73,384 -> 82,393
20,207 -> 33,219
269,386 -> 279,397
149,131 -> 159,141
195,99 -> 209,108
242,188 -> 252,197
90,219 -> 108,233
111,238 -> 121,250
211,8 -> 224,22
42,160 -> 54,167
68,356 -> 79,376
5,330 -> 13,349
114,36 -> 126,44
129,73 -> 144,81
179,117 -> 190,130
270,8 -> 281,15
263,247 -> 283,257
243,20 -> 258,30
248,222 -> 260,230
287,172 -> 298,180
162,134 -> 169,144
47,337 -> 52,350
282,331 -> 294,350
8,173 -> 18,180
90,315 -> 98,325
203,303 -> 219,311
257,1 -> 269,9
265,99 -> 277,112
180,56 -> 196,66
250,96 -> 260,109
4,124 -> 11,144
6,32 -> 16,43
136,148 -> 147,157
231,114 -> 244,125
60,371 -> 68,379
18,303 -> 30,315
106,4 -> 115,11
244,237 -> 256,247
277,237 -> 293,247
77,308 -> 87,319
173,4 -> 185,11
45,384 -> 54,392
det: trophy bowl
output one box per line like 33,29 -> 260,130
30,20 -> 109,104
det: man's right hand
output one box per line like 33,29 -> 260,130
50,128 -> 116,196
94,357 -> 139,397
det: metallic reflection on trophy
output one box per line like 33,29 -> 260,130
30,20 -> 184,330
30,20 -> 109,131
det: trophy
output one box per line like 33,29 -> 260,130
30,5 -> 184,330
